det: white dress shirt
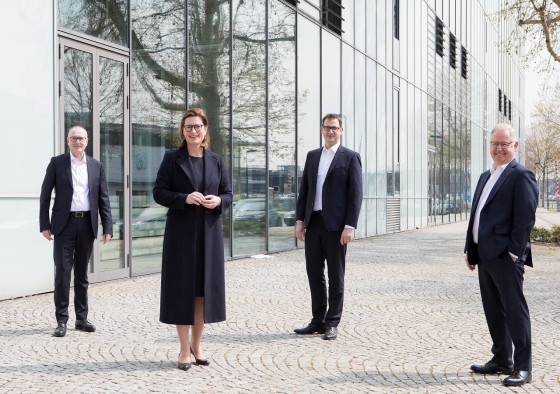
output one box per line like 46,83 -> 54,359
70,153 -> 91,212
313,143 -> 339,211
472,160 -> 511,244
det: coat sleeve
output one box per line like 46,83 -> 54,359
216,155 -> 233,214
39,158 -> 56,232
509,168 -> 538,258
153,151 -> 189,209
344,152 -> 363,228
97,162 -> 113,236
296,152 -> 311,223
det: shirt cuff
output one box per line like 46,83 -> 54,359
344,225 -> 354,230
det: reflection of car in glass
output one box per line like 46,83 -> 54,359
116,205 -> 168,238
233,198 -> 283,231
283,211 -> 296,226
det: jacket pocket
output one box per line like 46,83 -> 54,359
494,224 -> 511,234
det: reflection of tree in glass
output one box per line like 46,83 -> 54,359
59,0 -> 297,157
64,48 -> 93,119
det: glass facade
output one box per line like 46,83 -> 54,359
58,0 -> 527,269
0,0 -> 529,298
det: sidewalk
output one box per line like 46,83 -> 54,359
534,206 -> 560,229
1,220 -> 558,393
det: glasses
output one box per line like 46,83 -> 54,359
489,141 -> 513,148
322,125 -> 340,132
183,124 -> 204,132
68,136 -> 87,142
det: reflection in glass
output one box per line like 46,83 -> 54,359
98,57 -> 125,271
297,16 -> 321,221
322,31 -> 341,114
187,0 -> 231,257
64,48 -> 93,158
232,0 -> 266,256
365,58 -> 377,236
131,0 -> 186,275
58,0 -> 129,47
268,1 -> 296,252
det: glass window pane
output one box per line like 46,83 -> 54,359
342,44 -> 354,149
58,0 -> 129,47
232,0 -> 267,256
130,0 -> 186,275
64,47 -> 93,158
268,1 -> 296,252
99,57 -> 125,271
187,0 -> 232,257
322,31 -> 341,114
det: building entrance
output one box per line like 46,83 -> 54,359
58,36 -> 130,282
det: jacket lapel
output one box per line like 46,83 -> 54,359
483,160 -> 517,208
325,146 -> 344,179
310,149 -> 321,186
65,153 -> 73,188
176,149 -> 198,191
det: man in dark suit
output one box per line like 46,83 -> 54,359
294,113 -> 363,340
40,126 -> 112,337
464,123 -> 538,387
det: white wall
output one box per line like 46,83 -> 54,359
0,1 -> 56,299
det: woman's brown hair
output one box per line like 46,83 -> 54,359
177,107 -> 210,149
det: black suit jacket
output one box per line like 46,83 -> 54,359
39,153 -> 113,238
296,145 -> 363,231
465,159 -> 538,266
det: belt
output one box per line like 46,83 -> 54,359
312,210 -> 322,216
70,211 -> 90,218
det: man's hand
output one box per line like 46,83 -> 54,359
102,234 -> 111,244
295,221 -> 305,241
465,254 -> 476,271
42,229 -> 52,241
340,228 -> 353,245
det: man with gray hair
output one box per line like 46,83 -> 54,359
40,126 -> 112,337
464,123 -> 538,387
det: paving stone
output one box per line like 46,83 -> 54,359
0,219 -> 559,393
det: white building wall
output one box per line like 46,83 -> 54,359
0,1 -> 56,299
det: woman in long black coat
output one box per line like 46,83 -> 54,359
153,108 -> 232,371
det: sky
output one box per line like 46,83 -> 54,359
523,52 -> 559,128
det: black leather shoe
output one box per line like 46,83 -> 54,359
190,347 -> 210,366
470,361 -> 513,375
294,323 -> 325,335
503,370 -> 532,386
75,319 -> 96,332
322,326 -> 338,340
53,323 -> 67,337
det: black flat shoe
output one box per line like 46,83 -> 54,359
503,370 -> 532,386
470,361 -> 513,375
177,352 -> 192,371
294,322 -> 325,335
191,347 -> 210,366
53,322 -> 67,337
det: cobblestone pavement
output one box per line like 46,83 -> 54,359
1,220 -> 559,393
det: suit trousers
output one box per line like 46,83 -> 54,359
478,253 -> 532,371
53,216 -> 95,323
304,211 -> 346,327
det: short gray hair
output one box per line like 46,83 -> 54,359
491,123 -> 517,140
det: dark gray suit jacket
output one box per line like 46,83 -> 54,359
39,153 -> 113,238
465,159 -> 538,266
296,145 -> 363,231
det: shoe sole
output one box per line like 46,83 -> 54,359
75,327 -> 95,332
